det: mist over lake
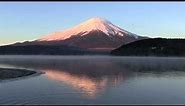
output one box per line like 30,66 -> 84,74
0,55 -> 185,104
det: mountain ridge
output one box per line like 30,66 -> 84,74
0,17 -> 149,55
19,17 -> 147,51
38,17 -> 140,42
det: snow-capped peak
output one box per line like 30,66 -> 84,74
39,17 -> 138,41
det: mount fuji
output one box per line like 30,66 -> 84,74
13,17 -> 148,52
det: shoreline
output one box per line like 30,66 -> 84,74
0,68 -> 43,82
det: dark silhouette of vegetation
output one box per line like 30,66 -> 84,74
111,38 -> 185,56
0,45 -> 109,55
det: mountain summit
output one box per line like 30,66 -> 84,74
39,17 -> 139,41
14,17 -> 148,51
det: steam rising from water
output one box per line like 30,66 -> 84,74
0,55 -> 185,72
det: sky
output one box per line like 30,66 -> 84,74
0,2 -> 185,45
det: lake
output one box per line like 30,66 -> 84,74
0,55 -> 185,104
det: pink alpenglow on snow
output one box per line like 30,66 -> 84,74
39,17 -> 139,41
15,17 -> 147,51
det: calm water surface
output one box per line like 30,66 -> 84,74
0,55 -> 185,104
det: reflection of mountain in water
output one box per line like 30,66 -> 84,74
0,56 -> 133,98
45,69 -> 124,98
1,56 -> 185,97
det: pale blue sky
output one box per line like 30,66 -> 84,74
0,2 -> 185,45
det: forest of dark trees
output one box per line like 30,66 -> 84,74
111,38 -> 185,56
0,45 -> 105,55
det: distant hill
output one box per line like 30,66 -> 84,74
111,38 -> 185,56
0,45 -> 108,55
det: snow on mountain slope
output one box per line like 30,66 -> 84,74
38,17 -> 139,41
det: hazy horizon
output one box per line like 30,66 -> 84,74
1,2 -> 185,45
